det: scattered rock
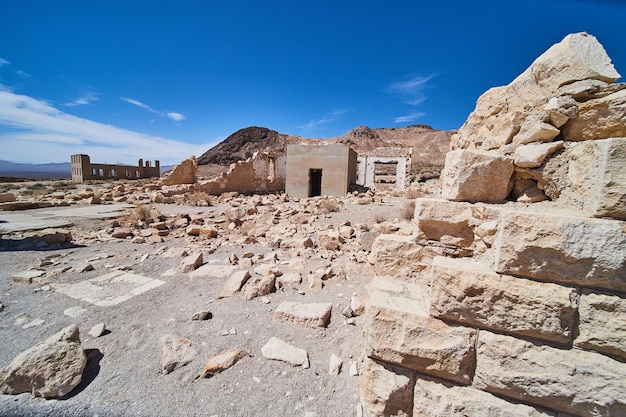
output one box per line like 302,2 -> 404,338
218,270 -> 251,299
329,354 -> 343,376
274,301 -> 332,328
88,323 -> 107,338
191,310 -> 211,321
12,270 -> 46,284
0,325 -> 87,398
201,349 -> 249,378
261,337 -> 309,368
159,335 -> 198,375
180,252 -> 203,273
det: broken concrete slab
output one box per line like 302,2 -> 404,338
54,270 -> 165,307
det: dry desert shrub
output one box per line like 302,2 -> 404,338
356,196 -> 372,205
126,203 -> 152,227
390,189 -> 404,197
401,201 -> 416,220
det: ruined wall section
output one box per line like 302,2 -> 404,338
196,152 -> 286,195
361,32 -> 626,417
71,154 -> 160,183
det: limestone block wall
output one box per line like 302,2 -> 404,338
362,198 -> 626,417
361,31 -> 626,417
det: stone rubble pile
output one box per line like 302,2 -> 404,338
361,32 -> 626,417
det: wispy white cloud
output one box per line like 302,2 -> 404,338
0,89 -> 208,164
387,75 -> 434,99
65,90 -> 99,107
0,58 -> 10,67
15,69 -> 30,78
121,97 -> 186,122
166,112 -> 186,121
299,109 -> 350,130
388,74 -> 435,124
394,111 -> 426,124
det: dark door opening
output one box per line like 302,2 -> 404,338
309,169 -> 322,197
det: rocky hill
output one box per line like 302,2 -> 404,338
196,125 -> 455,179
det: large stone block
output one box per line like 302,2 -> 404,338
369,234 -> 439,276
561,89 -> 626,141
575,290 -> 626,360
365,290 -> 476,384
413,376 -> 554,417
541,138 -> 626,219
360,357 -> 415,417
474,331 -> 626,417
414,198 -> 501,248
430,257 -> 578,344
494,210 -> 626,292
440,149 -> 514,203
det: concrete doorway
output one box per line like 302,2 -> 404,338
309,169 -> 322,197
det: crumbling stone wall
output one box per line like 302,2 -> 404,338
361,32 -> 626,416
197,152 -> 286,195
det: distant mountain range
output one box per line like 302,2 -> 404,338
0,160 -> 174,180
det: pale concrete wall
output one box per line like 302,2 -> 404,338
71,154 -> 160,183
285,144 -> 357,197
197,152 -> 286,195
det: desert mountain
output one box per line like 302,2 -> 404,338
197,125 -> 455,179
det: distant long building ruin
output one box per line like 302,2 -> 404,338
70,154 -> 160,183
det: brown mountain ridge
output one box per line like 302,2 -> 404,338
197,125 -> 455,180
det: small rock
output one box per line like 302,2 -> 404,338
180,252 -> 203,273
261,337 -> 309,368
341,305 -> 354,318
192,311 -> 211,321
349,361 -> 359,376
201,349 -> 249,378
73,263 -> 94,273
23,318 -> 45,329
261,296 -> 270,304
111,228 -> 133,239
329,354 -> 343,376
88,323 -> 106,338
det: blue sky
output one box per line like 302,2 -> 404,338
0,0 -> 624,164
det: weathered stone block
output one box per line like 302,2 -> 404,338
540,138 -> 626,219
561,89 -> 626,141
360,357 -> 415,417
413,375 -> 554,417
365,290 -> 476,384
368,234 -> 435,276
430,257 -> 578,344
575,290 -> 626,360
0,325 -> 86,398
474,331 -> 626,417
440,149 -> 514,203
494,210 -> 626,292
414,198 -> 501,248
274,301 -> 332,328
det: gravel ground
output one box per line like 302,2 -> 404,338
0,190 -> 409,417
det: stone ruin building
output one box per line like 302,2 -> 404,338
71,154 -> 160,183
357,147 -> 411,191
285,144 -> 358,197
361,32 -> 626,416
